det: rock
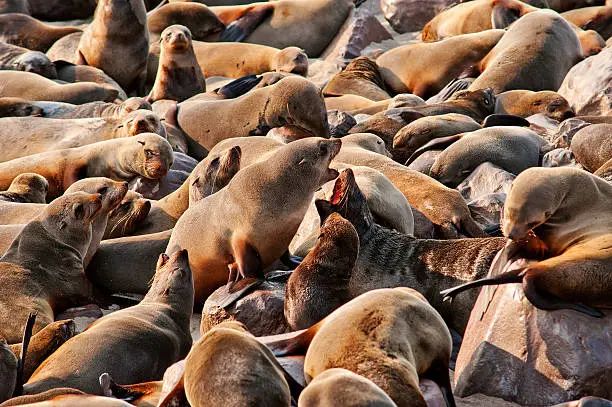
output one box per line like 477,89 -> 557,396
558,47 -> 612,116
548,118 -> 591,148
307,58 -> 342,89
380,0 -> 456,34
407,150 -> 441,174
542,148 -> 581,168
468,193 -> 506,232
328,109 -> 357,138
57,304 -> 104,333
455,283 -> 612,405
457,163 -> 515,202
321,1 -> 393,66
552,397 -> 612,407
353,113 -> 372,123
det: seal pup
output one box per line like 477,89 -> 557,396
0,192 -> 102,344
0,98 -> 42,118
322,57 -> 390,101
494,90 -> 575,121
24,250 -> 193,395
570,123 -> 612,172
0,14 -> 81,52
147,25 -> 206,103
0,174 -> 48,204
77,0 -> 149,93
0,43 -> 56,79
167,137 -> 341,301
0,133 -> 173,200
442,167 -> 612,317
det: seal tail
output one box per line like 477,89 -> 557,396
13,312 -> 37,397
258,321 -> 322,357
440,267 -> 526,302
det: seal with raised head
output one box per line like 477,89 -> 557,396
77,0 -> 149,93
494,90 -> 575,121
0,133 -> 173,199
0,14 -> 81,52
0,174 -> 48,204
24,250 -> 193,395
0,42 -> 56,79
323,57 -> 390,101
167,137 -> 341,301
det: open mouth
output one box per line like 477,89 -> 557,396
330,169 -> 355,207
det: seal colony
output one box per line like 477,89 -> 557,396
0,0 -> 610,406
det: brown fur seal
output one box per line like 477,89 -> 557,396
378,30 -> 505,98
25,250 -> 193,395
324,94 -> 425,116
392,113 -> 482,156
426,126 -> 547,187
167,138 -> 341,301
0,0 -> 28,14
0,14 -> 81,52
0,71 -> 118,104
0,43 -> 56,79
594,157 -> 612,181
147,25 -> 206,103
442,167 -> 612,317
570,123 -> 612,172
0,98 -> 43,118
322,57 -> 390,101
211,0 -> 354,57
177,76 -> 330,159
53,61 -> 128,102
422,0 -> 538,41
1,394 -> 134,406
77,0 -> 149,93
0,192 -> 102,344
147,2 -> 225,42
183,322 -> 291,406
469,10 -> 583,93
103,191 -> 151,239
33,98 -> 152,120
494,90 -> 575,121
572,24 -> 606,56
26,0 -> 97,21
0,133 -> 173,200
563,5 -> 612,39
0,109 -> 164,162
298,368 -> 397,407
0,174 -> 48,204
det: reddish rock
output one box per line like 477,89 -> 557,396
380,0 -> 456,34
455,283 -> 612,405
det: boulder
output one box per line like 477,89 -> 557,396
542,148 -> 581,168
458,162 -> 515,202
380,0 -> 456,34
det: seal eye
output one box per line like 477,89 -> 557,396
98,186 -> 108,195
145,149 -> 153,158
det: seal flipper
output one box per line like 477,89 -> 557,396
99,373 -> 143,402
259,321 -> 322,357
280,250 -> 303,269
404,134 -> 464,166
219,5 -> 274,42
482,114 -> 530,128
491,3 -> 522,29
440,267 -> 526,302
213,277 -> 263,309
231,237 -> 264,280
157,375 -> 188,407
421,360 -> 456,407
13,312 -> 37,397
217,75 -> 263,99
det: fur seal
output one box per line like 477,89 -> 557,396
0,133 -> 173,199
26,0 -> 97,21
147,25 -> 206,103
25,250 -> 193,395
167,137 -> 341,301
0,192 -> 102,344
494,90 -> 575,121
147,2 -> 225,42
53,61 -> 128,102
0,98 -> 43,118
1,394 -> 134,406
594,157 -> 612,181
563,5 -> 612,39
442,167 -> 612,317
33,98 -> 152,120
469,10 -> 583,93
0,174 -> 48,204
103,191 -> 151,239
0,109 -> 164,162
0,71 -> 119,104
77,0 -> 149,93
570,123 -> 612,172
0,14 -> 81,52
324,94 -> 425,116
378,29 -> 505,98
323,57 -> 390,101
422,0 -> 538,41
0,42 -> 56,79
177,76 -> 330,159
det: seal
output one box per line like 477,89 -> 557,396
0,14 -> 81,52
26,0 -> 97,21
77,0 -> 149,93
182,321 -> 291,407
562,5 -> 612,40
322,57 -> 390,101
147,25 -> 206,103
1,394 -> 134,406
176,76 -> 330,159
0,98 -> 43,118
0,174 -> 48,204
469,10 -> 583,93
33,97 -> 152,120
0,0 -> 28,14
0,192 -> 102,344
166,137 -> 341,301
442,167 -> 612,317
0,133 -> 173,200
0,338 -> 17,402
0,43 -> 56,79
0,109 -> 165,162
103,191 -> 151,239
494,90 -> 575,122
422,0 -> 538,41
0,71 -> 119,105
53,61 -> 128,102
298,368 -> 397,407
378,29 -> 505,98
147,2 -> 225,42
570,123 -> 612,172
324,94 -> 425,116
24,250 -> 193,395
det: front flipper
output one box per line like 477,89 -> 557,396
404,134 -> 464,166
219,4 -> 274,42
13,312 -> 37,397
231,236 -> 264,280
491,3 -> 521,30
214,277 -> 263,309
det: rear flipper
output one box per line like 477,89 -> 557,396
440,267 -> 526,302
404,134 -> 464,166
99,373 -> 144,402
217,75 -> 263,99
422,360 -> 456,407
219,5 -> 274,42
13,312 -> 37,397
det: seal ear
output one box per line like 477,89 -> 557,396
137,140 -> 145,146
157,253 -> 170,269
72,203 -> 85,220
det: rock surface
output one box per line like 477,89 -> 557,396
380,0 -> 456,34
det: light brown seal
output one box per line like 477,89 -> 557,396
32,97 -> 152,120
0,174 -> 48,204
469,10 -> 583,93
569,123 -> 612,172
0,42 -> 57,79
323,57 -> 390,101
0,71 -> 119,104
53,61 -> 128,102
24,250 -> 193,395
166,137 -> 341,301
494,90 -> 575,121
1,394 -> 134,406
77,0 -> 149,93
147,25 -> 206,103
0,98 -> 43,118
103,191 -> 151,239
563,5 -> 612,40
147,2 -> 225,42
378,29 -> 505,98
0,133 -> 173,199
0,192 -> 102,344
0,14 -> 81,52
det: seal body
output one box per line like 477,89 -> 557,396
0,42 -> 56,79
0,13 -> 81,52
570,123 -> 612,172
494,90 -> 575,122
